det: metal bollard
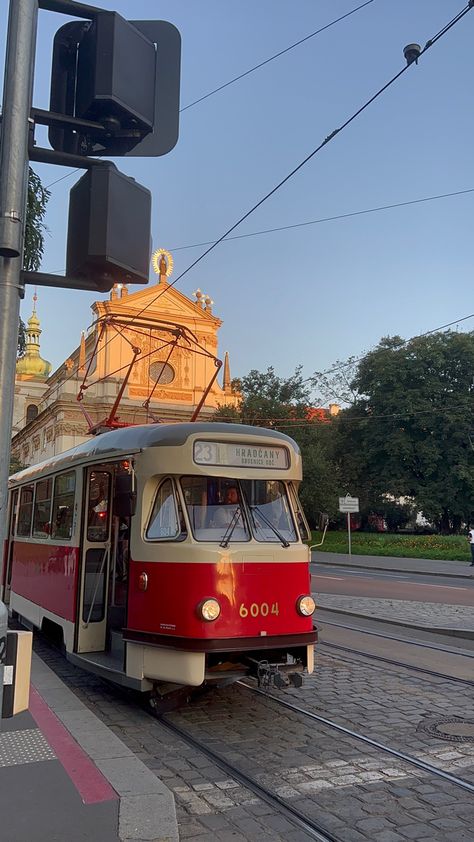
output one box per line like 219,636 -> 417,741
0,600 -> 7,724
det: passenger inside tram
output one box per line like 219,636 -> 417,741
212,486 -> 241,528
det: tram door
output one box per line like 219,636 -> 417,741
3,489 -> 18,604
77,468 -> 113,653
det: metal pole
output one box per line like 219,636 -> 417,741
0,0 -> 38,590
347,512 -> 351,556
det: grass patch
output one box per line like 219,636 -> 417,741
310,530 -> 471,562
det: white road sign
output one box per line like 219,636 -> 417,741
339,496 -> 359,513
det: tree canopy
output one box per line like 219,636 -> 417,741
17,168 -> 50,357
213,367 -> 339,526
24,167 -> 50,272
335,331 -> 474,531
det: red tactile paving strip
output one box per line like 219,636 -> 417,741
29,686 -> 118,805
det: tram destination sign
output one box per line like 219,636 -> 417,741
339,495 -> 359,513
193,440 -> 289,469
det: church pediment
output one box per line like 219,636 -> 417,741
94,282 -> 221,328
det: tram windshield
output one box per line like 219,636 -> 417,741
241,480 -> 297,544
179,476 -> 297,544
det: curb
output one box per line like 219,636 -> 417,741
316,605 -> 474,640
311,556 -> 473,579
31,653 -> 179,842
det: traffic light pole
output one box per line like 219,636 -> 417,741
0,0 -> 38,588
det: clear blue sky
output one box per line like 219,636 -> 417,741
1,0 -> 473,391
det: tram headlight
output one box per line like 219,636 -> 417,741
296,595 -> 316,617
197,598 -> 221,622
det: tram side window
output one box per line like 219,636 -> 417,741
33,479 -> 53,537
87,471 -> 111,542
146,478 -> 185,540
52,471 -> 76,540
17,485 -> 34,537
289,484 -> 310,542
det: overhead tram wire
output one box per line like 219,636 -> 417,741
169,187 -> 474,252
19,307 -> 473,435
310,312 -> 474,379
43,185 -> 474,274
180,0 -> 375,111
35,3 -> 473,415
17,303 -> 474,433
43,0 -> 375,191
105,2 -> 474,336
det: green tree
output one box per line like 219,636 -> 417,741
17,318 -> 26,356
9,455 -> 25,475
24,167 -> 50,272
17,168 -> 50,356
213,366 -> 339,526
214,366 -> 311,426
335,332 -> 474,532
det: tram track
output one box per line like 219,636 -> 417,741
237,683 -> 474,795
158,714 -> 341,842
319,618 -> 474,655
318,640 -> 474,687
32,629 -> 474,841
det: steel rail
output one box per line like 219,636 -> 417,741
241,685 -> 474,794
158,715 -> 341,842
319,619 -> 474,657
319,640 -> 474,687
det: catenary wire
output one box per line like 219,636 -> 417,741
100,3 -> 473,336
26,5 -> 473,428
43,0 -> 375,190
43,185 -> 474,275
15,308 -> 473,434
310,312 -> 474,379
169,187 -> 474,252
180,0 -> 375,111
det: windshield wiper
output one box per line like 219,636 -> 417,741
248,504 -> 290,548
219,507 -> 243,548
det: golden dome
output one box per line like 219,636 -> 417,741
16,299 -> 51,381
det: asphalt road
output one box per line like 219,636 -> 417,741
310,563 -> 474,606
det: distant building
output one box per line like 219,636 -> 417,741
12,251 -> 238,467
306,404 -> 340,422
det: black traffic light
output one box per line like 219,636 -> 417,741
49,14 -> 180,157
67,166 -> 151,290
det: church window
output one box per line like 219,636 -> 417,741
149,361 -> 175,385
26,404 -> 38,424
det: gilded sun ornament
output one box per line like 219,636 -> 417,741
152,248 -> 174,278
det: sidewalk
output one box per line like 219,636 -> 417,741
0,653 -> 178,842
311,550 -> 473,578
311,551 -> 474,640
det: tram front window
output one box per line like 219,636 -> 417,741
180,477 -> 249,542
240,480 -> 297,544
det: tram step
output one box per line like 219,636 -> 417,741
110,629 -> 125,658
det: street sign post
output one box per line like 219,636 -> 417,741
339,495 -> 359,556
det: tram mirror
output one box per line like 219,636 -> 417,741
114,473 -> 136,518
318,512 -> 329,529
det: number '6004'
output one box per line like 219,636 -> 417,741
239,602 -> 279,618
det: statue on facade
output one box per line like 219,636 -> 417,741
159,254 -> 167,276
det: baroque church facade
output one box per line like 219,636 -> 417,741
12,252 -> 238,468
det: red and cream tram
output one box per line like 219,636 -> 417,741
2,423 -> 317,696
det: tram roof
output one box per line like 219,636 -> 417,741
9,422 -> 300,484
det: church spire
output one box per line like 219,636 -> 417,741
223,351 -> 231,392
79,331 -> 86,372
16,292 -> 52,381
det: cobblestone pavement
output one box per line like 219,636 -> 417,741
33,636 -> 474,842
315,595 -> 474,631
